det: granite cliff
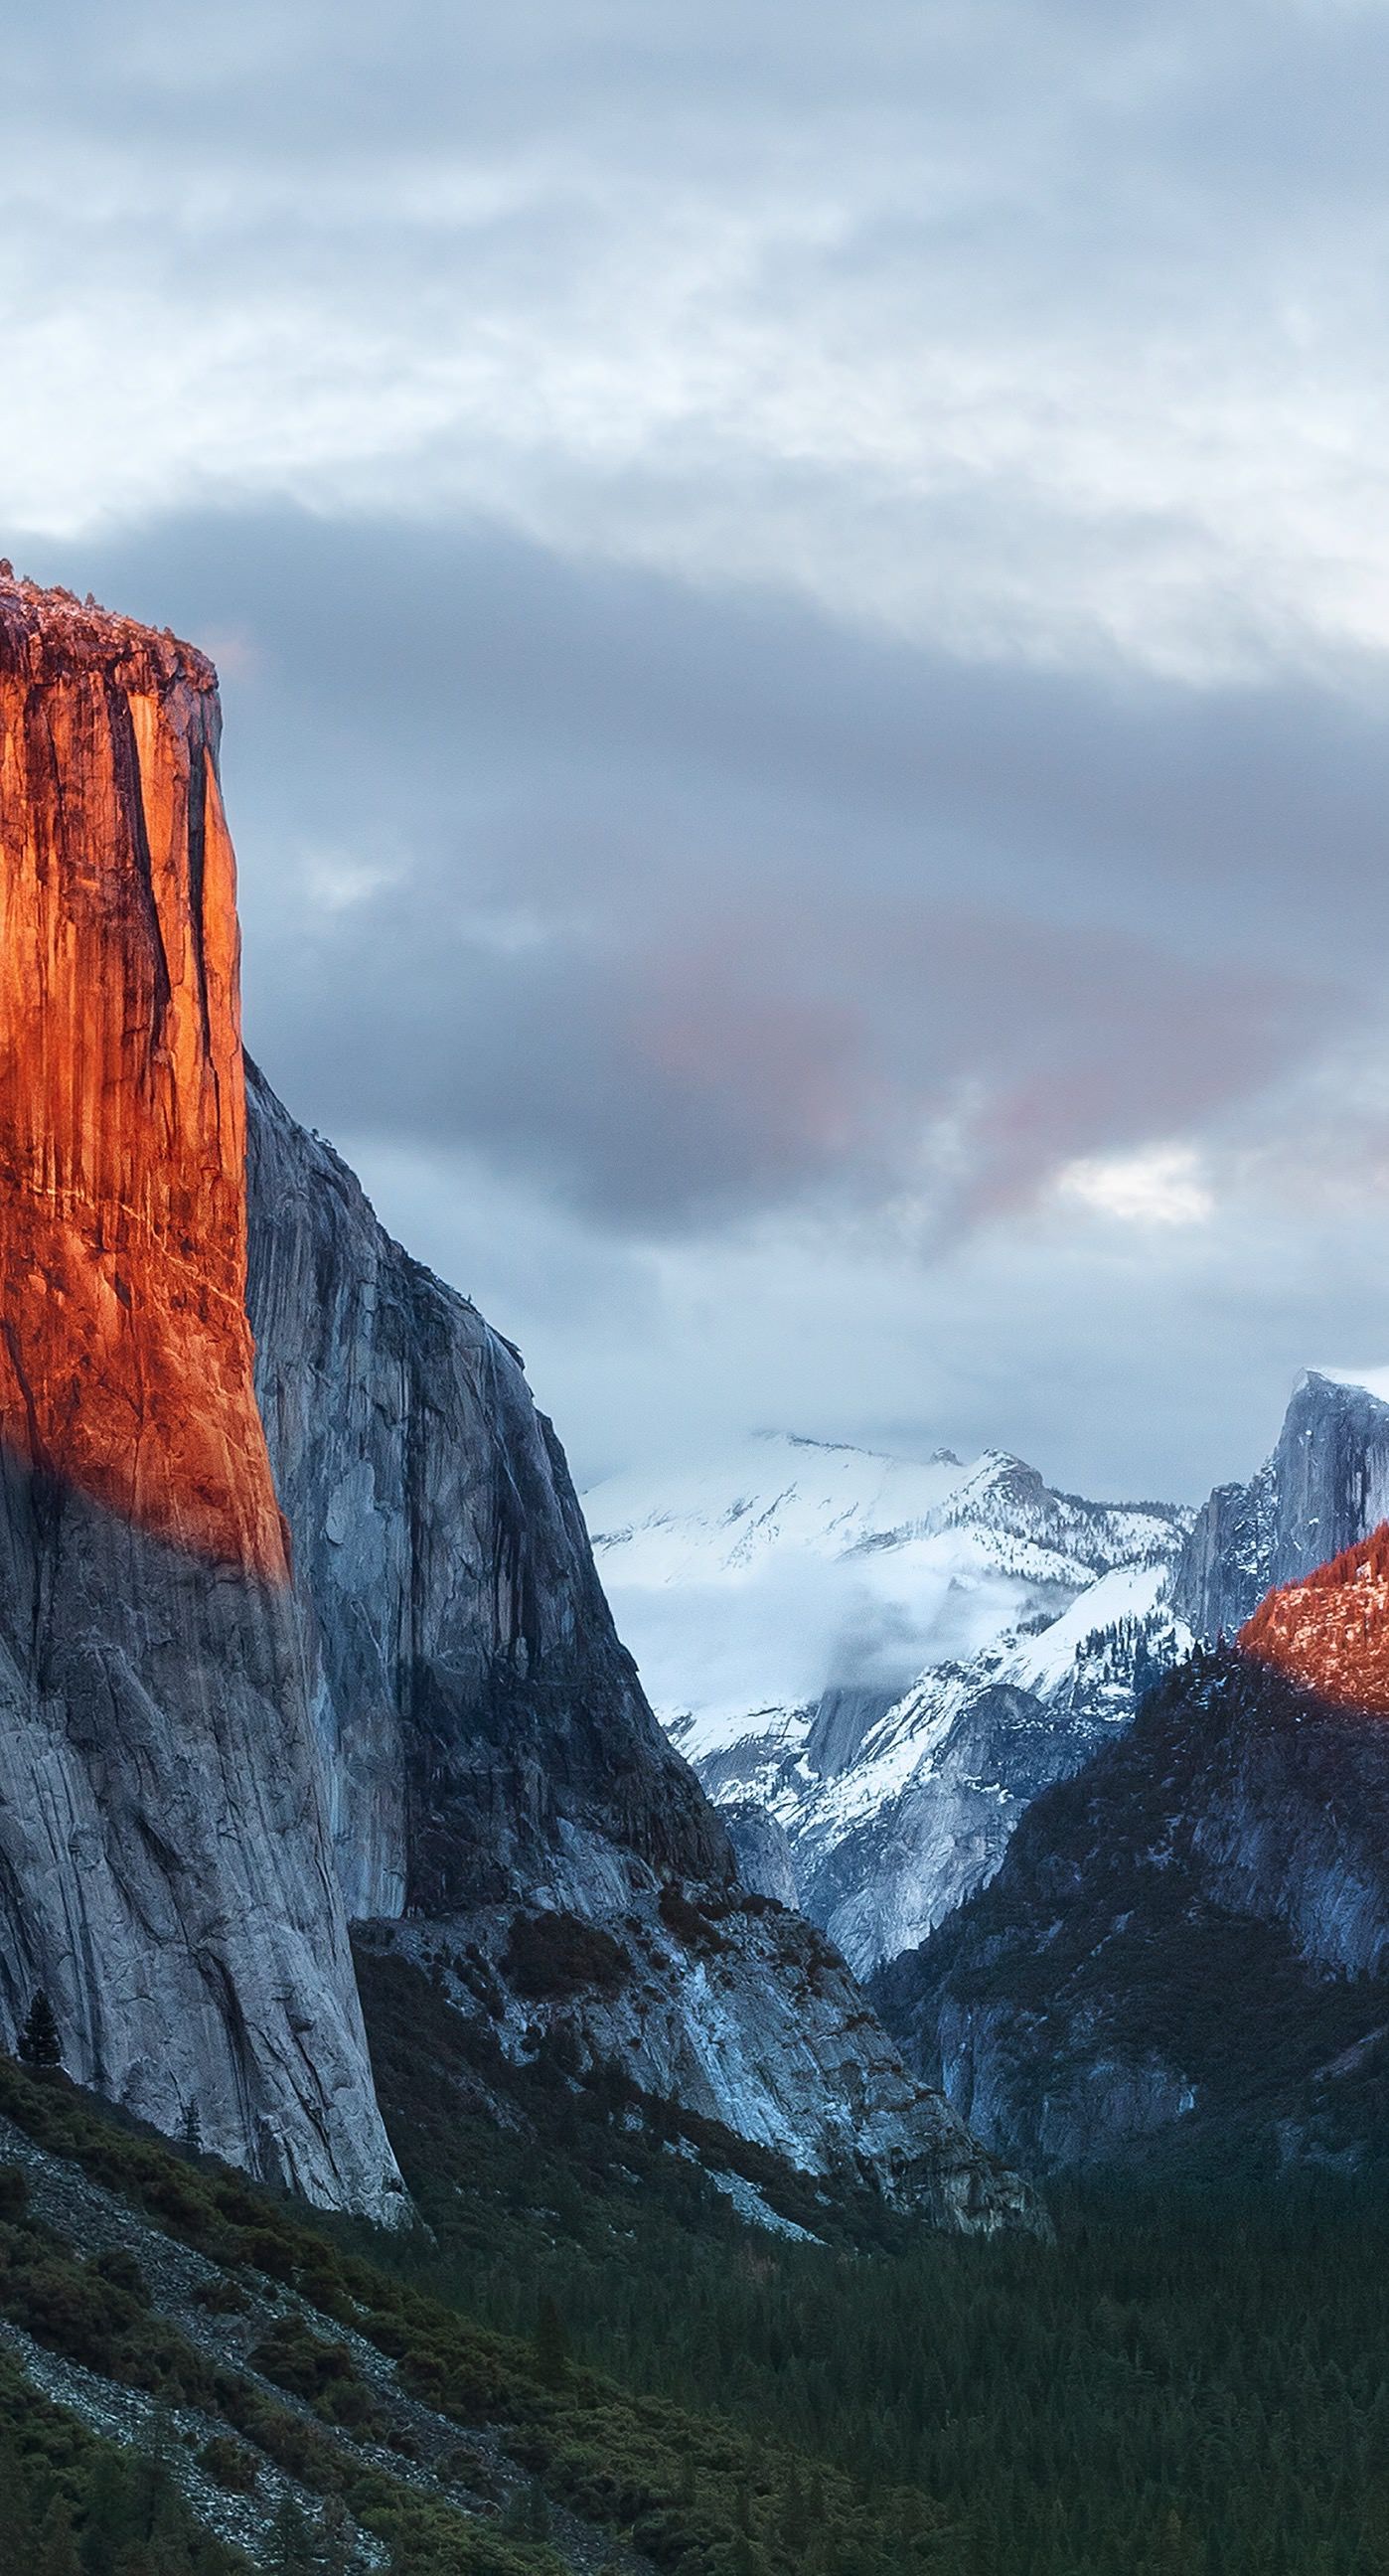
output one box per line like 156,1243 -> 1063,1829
244,1071 -> 1032,2230
1174,1370 -> 1389,1640
245,1062 -> 725,1927
0,572 -> 400,2217
0,573 -> 1029,2236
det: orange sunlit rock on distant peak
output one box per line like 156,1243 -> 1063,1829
1238,1526 -> 1389,1716
0,568 -> 290,1580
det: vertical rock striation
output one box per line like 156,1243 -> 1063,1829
244,1070 -> 1035,2230
244,1062 -> 728,1924
1175,1372 -> 1389,1640
0,574 -> 401,2218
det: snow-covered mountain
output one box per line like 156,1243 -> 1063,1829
869,1370 -> 1389,2179
585,1433 -> 1192,1976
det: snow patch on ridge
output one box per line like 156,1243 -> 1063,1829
586,1433 -> 1192,1974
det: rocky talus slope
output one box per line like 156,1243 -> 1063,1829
0,572 -> 398,2219
0,2044 -> 1039,2576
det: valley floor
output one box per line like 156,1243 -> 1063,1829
3,1961 -> 1389,2575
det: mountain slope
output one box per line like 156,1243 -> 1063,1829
244,1076 -> 1032,2231
9,1989 -> 1389,2576
1241,1521 -> 1389,1712
588,1434 -> 1190,1974
0,2044 -> 961,2576
872,1393 -> 1389,2176
874,1620 -> 1389,2175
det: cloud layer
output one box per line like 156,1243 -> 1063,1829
11,4 -> 1389,1501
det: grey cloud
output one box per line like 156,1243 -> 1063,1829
34,503 -> 1389,935
17,505 -> 1357,1232
15,0 -> 1389,1499
15,3 -> 1389,195
10,1 -> 1389,692
14,4 -> 1389,355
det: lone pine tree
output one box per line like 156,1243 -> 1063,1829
17,1991 -> 62,2069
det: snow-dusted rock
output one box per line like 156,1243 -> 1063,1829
588,1436 -> 1191,1974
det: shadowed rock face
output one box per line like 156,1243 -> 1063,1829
0,575 -> 401,2218
245,1073 -> 1037,2232
720,1801 -> 798,1907
244,1064 -> 729,1924
875,1644 -> 1389,2175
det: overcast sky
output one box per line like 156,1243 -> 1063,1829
11,0 -> 1389,1502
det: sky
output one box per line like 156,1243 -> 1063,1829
10,0 -> 1389,1504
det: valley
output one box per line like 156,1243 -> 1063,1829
5,568 -> 1389,2575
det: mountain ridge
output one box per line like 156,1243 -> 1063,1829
587,1429 -> 1192,1974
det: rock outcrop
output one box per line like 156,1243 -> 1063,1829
0,574 -> 401,2217
1239,1524 -> 1389,1714
1175,1371 -> 1389,1640
720,1801 -> 798,1907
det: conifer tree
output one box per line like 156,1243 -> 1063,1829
269,2493 -> 315,2576
779,2459 -> 812,2556
18,1989 -> 62,2068
79,2455 -> 136,2572
0,2433 -> 36,2560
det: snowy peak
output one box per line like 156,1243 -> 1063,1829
586,1432 -> 1001,1582
586,1429 -> 1193,1976
588,1430 -> 1185,1603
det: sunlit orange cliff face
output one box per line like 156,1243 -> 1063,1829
0,570 -> 289,1577
1238,1525 -> 1389,1715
